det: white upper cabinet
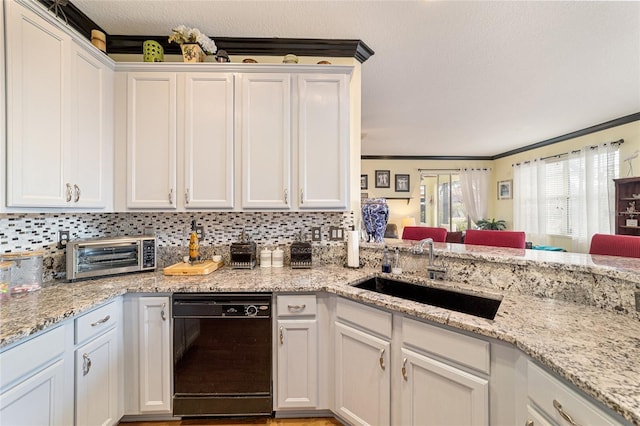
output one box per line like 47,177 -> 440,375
124,72 -> 235,210
297,74 -> 350,209
5,0 -> 113,210
116,64 -> 353,211
183,73 -> 235,209
239,73 -> 292,209
69,41 -> 113,209
126,73 -> 178,209
6,1 -> 69,207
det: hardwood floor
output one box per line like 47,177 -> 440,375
120,417 -> 343,426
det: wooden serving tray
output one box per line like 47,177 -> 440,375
163,259 -> 223,276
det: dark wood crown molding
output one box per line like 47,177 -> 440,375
36,0 -> 375,63
106,36 -> 374,63
37,0 -> 106,39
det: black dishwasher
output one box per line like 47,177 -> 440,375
172,293 -> 272,417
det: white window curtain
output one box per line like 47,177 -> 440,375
460,168 -> 491,223
568,143 -> 619,252
513,160 -> 548,245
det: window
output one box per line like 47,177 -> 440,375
544,158 -> 570,236
420,173 -> 470,231
513,143 -> 619,247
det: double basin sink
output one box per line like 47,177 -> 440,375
353,276 -> 502,320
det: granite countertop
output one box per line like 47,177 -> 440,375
1,264 -> 639,424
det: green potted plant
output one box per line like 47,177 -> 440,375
475,218 -> 507,230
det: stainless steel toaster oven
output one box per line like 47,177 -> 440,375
66,236 -> 156,281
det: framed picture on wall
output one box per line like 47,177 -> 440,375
498,180 -> 512,200
375,170 -> 390,188
395,174 -> 410,192
361,175 -> 368,190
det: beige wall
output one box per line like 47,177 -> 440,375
360,158 -> 493,232
362,120 -> 640,250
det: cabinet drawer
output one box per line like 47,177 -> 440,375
336,297 -> 392,339
527,361 -> 621,425
0,325 -> 66,389
75,299 -> 119,345
402,316 -> 490,374
277,294 -> 317,317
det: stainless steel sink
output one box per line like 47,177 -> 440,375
353,276 -> 502,320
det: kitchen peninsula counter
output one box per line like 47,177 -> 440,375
1,246 -> 639,424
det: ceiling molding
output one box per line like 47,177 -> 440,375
37,0 -> 105,39
362,112 -> 640,161
361,155 -> 494,161
493,112 -> 640,159
107,35 -> 374,63
37,0 -> 374,63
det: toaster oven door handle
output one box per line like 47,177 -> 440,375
76,242 -> 139,249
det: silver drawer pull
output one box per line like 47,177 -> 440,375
66,183 -> 73,202
553,400 -> 578,426
73,184 -> 80,203
82,353 -> 92,376
287,304 -> 306,312
401,357 -> 408,380
161,303 -> 167,321
90,315 -> 110,327
279,326 -> 284,344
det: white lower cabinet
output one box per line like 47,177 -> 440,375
526,360 -> 625,426
0,325 -> 72,426
75,328 -> 119,426
399,316 -> 490,426
399,348 -> 488,426
334,322 -> 391,426
334,298 -> 392,426
74,298 -> 122,426
275,294 -> 318,409
332,297 -> 489,426
123,295 -> 172,415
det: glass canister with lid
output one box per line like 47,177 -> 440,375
0,262 -> 12,300
0,250 -> 44,295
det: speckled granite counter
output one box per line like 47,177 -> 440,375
1,248 -> 640,424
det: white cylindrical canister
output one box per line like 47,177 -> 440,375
260,249 -> 272,268
272,247 -> 284,268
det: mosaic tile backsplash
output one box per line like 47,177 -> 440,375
0,211 -> 354,281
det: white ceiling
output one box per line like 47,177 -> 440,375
73,0 -> 640,157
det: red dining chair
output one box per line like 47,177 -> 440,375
588,233 -> 640,258
464,229 -> 526,249
401,226 -> 447,242
445,231 -> 464,244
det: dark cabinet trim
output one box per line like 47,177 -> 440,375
107,35 -> 374,63
36,0 -> 374,63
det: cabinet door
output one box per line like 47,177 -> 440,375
183,73 -> 235,208
277,319 -> 318,409
127,73 -> 177,208
69,41 -> 112,208
297,74 -> 350,209
0,359 -> 66,426
400,348 -> 489,426
240,73 -> 291,209
335,322 -> 390,426
138,296 -> 171,413
75,329 -> 119,426
5,2 -> 70,207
